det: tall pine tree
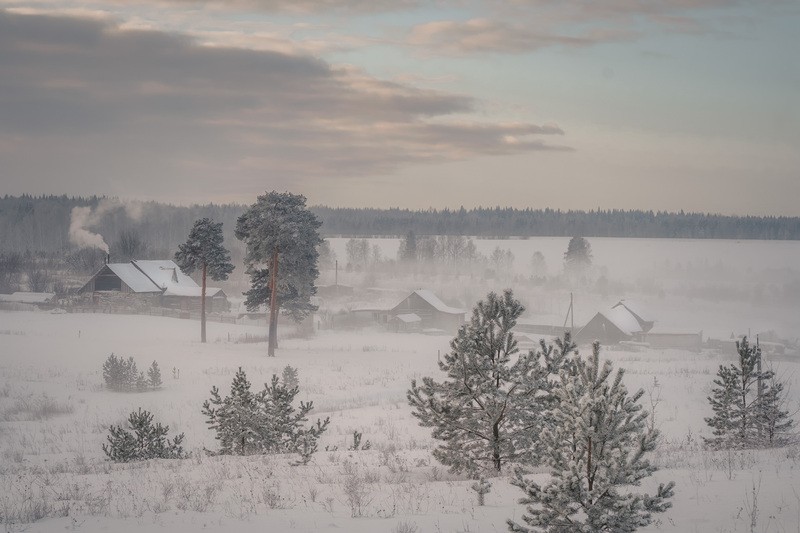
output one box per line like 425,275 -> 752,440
174,218 -> 234,343
235,192 -> 322,357
408,290 -> 575,475
508,342 -> 674,533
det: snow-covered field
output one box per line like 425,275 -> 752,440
1,310 -> 799,532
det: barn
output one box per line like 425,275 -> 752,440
576,301 -> 654,345
390,289 -> 465,333
80,259 -> 228,311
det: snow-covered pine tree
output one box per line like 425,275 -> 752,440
704,336 -> 794,449
407,290 -> 575,475
508,342 -> 674,533
202,368 -> 329,461
202,367 -> 264,455
102,353 -> 124,391
258,374 -> 329,459
757,370 -> 794,446
282,364 -> 299,390
103,408 -> 185,462
147,360 -> 162,389
174,218 -> 235,343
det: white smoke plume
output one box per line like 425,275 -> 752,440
68,199 -> 145,252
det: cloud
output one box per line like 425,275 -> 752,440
0,9 -> 566,201
408,18 -> 634,55
405,0 -> 776,55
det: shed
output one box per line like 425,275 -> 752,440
391,313 -> 422,333
643,330 -> 703,351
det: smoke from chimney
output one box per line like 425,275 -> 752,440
68,199 -> 146,253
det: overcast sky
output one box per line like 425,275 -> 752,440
0,1 -> 797,214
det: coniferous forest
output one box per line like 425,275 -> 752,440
1,195 -> 798,254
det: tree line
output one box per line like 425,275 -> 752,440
1,196 -> 799,256
316,206 -> 800,239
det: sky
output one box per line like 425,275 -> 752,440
0,0 -> 798,215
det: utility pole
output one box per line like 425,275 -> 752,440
563,292 -> 574,331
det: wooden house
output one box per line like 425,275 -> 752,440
80,259 -> 228,312
390,289 -> 465,333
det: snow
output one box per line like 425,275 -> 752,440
0,292 -> 54,303
395,313 -> 422,323
0,302 -> 798,532
106,262 -> 162,293
613,299 -> 653,325
603,306 -> 646,336
163,286 -> 224,298
412,289 -> 465,315
132,260 -> 199,290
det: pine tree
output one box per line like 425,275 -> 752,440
175,218 -> 235,343
705,337 -> 794,449
102,353 -> 124,391
202,367 -> 263,455
202,368 -> 329,461
235,192 -> 322,357
147,360 -> 162,389
564,236 -> 592,274
258,374 -> 330,457
399,230 -> 418,262
102,408 -> 185,462
282,365 -> 299,390
408,290 -> 575,475
135,371 -> 148,392
508,342 -> 674,533
758,371 -> 794,446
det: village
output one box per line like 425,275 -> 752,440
2,248 -> 795,361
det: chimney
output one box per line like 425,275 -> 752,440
105,253 -> 110,265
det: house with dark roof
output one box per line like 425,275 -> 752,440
80,259 -> 228,311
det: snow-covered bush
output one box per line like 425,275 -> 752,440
202,367 -> 329,462
102,354 -> 162,392
102,408 -> 185,462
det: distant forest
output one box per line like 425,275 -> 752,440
1,195 -> 798,254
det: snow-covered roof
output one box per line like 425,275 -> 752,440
413,289 -> 465,315
106,263 -> 162,293
395,313 -> 422,323
94,260 -> 203,295
603,306 -> 645,336
163,286 -> 224,298
132,260 -> 198,290
0,292 -> 55,303
612,300 -> 653,328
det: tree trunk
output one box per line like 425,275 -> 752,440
201,262 -> 207,343
268,248 -> 279,357
492,421 -> 501,472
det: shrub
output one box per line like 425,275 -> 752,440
102,408 -> 185,462
102,354 -> 162,392
202,367 -> 329,462
147,361 -> 162,389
